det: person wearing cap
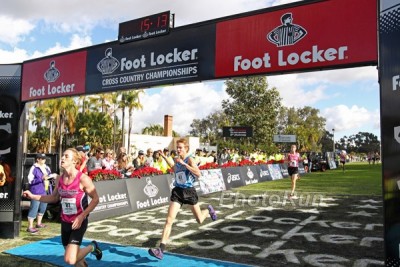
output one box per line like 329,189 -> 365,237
26,153 -> 54,233
133,150 -> 146,170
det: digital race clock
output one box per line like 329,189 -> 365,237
118,11 -> 172,44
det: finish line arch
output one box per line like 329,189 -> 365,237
1,0 -> 399,264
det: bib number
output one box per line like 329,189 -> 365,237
61,198 -> 77,215
289,160 -> 298,167
175,171 -> 188,185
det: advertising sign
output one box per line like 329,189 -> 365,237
126,175 -> 171,212
280,163 -> 289,178
267,164 -> 283,180
239,166 -> 259,185
21,51 -> 87,101
0,64 -> 21,238
220,167 -> 245,189
86,24 -> 216,94
90,179 -> 132,221
256,164 -> 272,182
273,134 -> 296,143
222,126 -> 253,138
379,0 -> 400,264
215,0 -> 377,78
198,169 -> 226,195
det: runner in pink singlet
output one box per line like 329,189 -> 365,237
24,148 -> 103,267
286,144 -> 301,198
58,171 -> 88,223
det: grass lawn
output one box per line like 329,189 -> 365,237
238,162 -> 382,196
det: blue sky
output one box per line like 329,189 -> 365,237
0,0 -> 380,142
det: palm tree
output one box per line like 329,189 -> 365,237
142,124 -> 164,136
43,97 -> 78,158
122,90 -> 144,154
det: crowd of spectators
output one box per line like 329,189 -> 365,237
75,145 -> 307,179
76,146 -> 179,178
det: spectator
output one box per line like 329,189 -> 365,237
209,150 -> 217,163
153,151 -> 169,174
373,151 -> 380,164
145,148 -> 154,167
116,152 -> 135,177
87,147 -> 104,175
367,152 -> 372,164
75,145 -> 88,174
218,148 -> 230,165
26,153 -> 55,233
133,150 -> 146,169
170,150 -> 177,159
340,150 -> 347,172
102,149 -> 116,170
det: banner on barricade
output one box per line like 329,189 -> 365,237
91,179 -> 132,221
268,164 -> 284,180
280,163 -> 289,178
126,175 -> 171,212
198,169 -> 226,195
220,167 -> 245,189
256,165 -> 272,182
239,166 -> 259,185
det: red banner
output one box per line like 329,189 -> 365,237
215,0 -> 377,78
21,51 -> 87,101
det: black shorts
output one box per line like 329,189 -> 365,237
288,167 -> 299,176
61,218 -> 88,247
340,160 -> 346,165
170,186 -> 198,206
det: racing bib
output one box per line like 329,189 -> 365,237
61,198 -> 77,215
289,160 -> 298,167
175,171 -> 189,185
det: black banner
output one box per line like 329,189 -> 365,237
86,24 -> 216,94
0,64 -> 22,238
239,166 -> 259,186
380,1 -> 400,264
222,126 -> 253,138
90,179 -> 132,221
256,165 -> 272,182
126,175 -> 171,212
220,167 -> 245,189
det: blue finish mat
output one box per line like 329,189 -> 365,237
4,236 -> 253,267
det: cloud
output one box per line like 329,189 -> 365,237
1,0 -> 289,36
11,34 -> 93,63
322,104 -> 379,136
43,34 -> 93,56
0,47 -> 30,64
131,82 -> 228,135
0,15 -> 35,45
298,66 -> 378,84
268,74 -> 331,107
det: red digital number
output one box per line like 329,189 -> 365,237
141,18 -> 150,32
157,14 -> 168,27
